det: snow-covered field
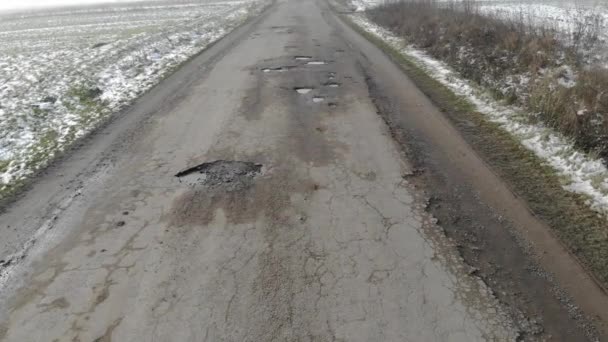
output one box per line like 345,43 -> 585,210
0,0 -> 267,197
477,0 -> 608,64
354,0 -> 608,59
351,13 -> 608,217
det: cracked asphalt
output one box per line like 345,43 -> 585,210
0,0 -> 542,340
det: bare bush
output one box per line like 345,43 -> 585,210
367,0 -> 608,160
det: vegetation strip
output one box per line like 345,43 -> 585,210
343,13 -> 608,290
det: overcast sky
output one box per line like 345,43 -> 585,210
0,0 -> 141,11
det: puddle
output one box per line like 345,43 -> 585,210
306,61 -> 326,65
294,56 -> 312,60
323,82 -> 340,88
175,160 -> 262,191
295,87 -> 313,94
313,96 -> 325,103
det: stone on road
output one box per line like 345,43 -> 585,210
0,0 -> 518,340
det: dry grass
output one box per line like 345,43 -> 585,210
344,15 -> 608,289
367,0 -> 608,160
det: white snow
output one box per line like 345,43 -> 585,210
0,0 -> 268,194
350,0 -> 380,12
351,14 -> 608,217
479,1 -> 608,63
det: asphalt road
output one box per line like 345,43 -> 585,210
0,0 -> 602,340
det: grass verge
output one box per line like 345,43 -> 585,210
343,13 -> 608,290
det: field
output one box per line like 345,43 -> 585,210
478,0 -> 608,64
0,0 -> 267,200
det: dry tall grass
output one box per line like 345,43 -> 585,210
367,0 -> 608,160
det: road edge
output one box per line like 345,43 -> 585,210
333,7 -> 608,340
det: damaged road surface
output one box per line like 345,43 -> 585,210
0,0 -> 603,340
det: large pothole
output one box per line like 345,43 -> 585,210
175,160 -> 263,191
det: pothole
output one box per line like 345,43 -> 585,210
294,56 -> 312,60
323,82 -> 340,88
313,96 -> 325,103
175,160 -> 262,191
328,102 -> 338,108
262,66 -> 295,73
328,72 -> 336,80
294,87 -> 313,94
306,61 -> 326,65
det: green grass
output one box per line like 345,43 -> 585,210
345,15 -> 608,290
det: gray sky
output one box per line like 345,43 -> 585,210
0,0 -> 141,11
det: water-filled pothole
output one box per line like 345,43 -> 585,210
323,82 -> 340,88
262,66 -> 295,73
294,56 -> 312,60
313,96 -> 325,103
294,87 -> 313,94
306,61 -> 326,65
175,160 -> 262,191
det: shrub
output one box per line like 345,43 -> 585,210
367,0 -> 608,161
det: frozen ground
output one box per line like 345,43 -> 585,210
477,0 -> 608,64
354,0 -> 608,56
350,0 -> 381,12
351,13 -> 608,217
0,0 -> 267,197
